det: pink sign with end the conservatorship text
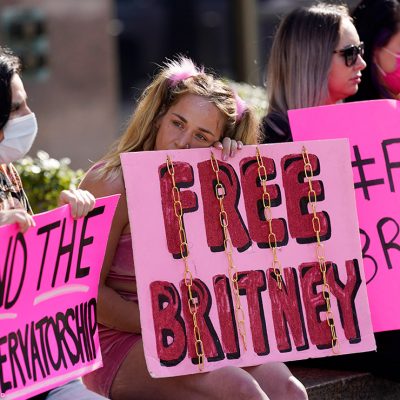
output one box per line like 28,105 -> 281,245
0,195 -> 119,399
121,140 -> 375,378
289,99 -> 400,332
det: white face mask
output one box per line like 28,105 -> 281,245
0,113 -> 38,164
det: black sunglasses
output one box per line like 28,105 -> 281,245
333,42 -> 365,67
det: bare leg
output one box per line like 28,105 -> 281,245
111,340 -> 271,400
246,363 -> 308,400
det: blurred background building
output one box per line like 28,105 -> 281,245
0,0 -> 358,169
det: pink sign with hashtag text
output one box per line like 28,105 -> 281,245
289,99 -> 400,332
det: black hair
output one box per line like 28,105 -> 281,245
0,46 -> 21,130
347,0 -> 400,101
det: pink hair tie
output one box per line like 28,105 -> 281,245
169,58 -> 202,86
234,91 -> 247,122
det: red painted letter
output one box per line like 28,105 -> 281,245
299,262 -> 332,349
268,267 -> 309,352
282,154 -> 331,243
150,281 -> 187,366
213,275 -> 240,359
198,160 -> 251,252
159,162 -> 198,258
240,157 -> 288,248
238,270 -> 270,355
180,279 -> 224,363
327,259 -> 362,343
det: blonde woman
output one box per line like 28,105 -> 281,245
262,2 -> 366,143
80,57 -> 308,400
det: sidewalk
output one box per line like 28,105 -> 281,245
290,364 -> 400,400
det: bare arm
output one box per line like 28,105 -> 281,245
79,168 -> 141,333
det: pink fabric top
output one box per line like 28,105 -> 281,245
83,232 -> 141,397
82,164 -> 141,397
106,232 -> 137,301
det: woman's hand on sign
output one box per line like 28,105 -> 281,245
58,189 -> 96,219
213,137 -> 243,161
0,209 -> 35,233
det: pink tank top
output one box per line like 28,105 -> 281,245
107,233 -> 137,300
89,236 -> 140,397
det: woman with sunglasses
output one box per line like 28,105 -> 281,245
344,0 -> 400,382
261,2 -> 366,144
347,0 -> 400,101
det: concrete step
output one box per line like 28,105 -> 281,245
289,364 -> 400,400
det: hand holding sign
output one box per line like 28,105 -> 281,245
57,188 -> 96,219
0,209 -> 35,233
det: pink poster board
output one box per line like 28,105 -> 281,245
121,140 -> 375,378
0,195 -> 119,399
289,100 -> 400,332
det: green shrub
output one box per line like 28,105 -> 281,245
15,150 -> 84,213
228,81 -> 267,120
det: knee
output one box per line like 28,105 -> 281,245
285,376 -> 308,400
214,367 -> 266,400
231,373 -> 266,400
232,380 -> 265,400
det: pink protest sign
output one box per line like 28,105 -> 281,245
289,100 -> 400,332
0,195 -> 119,399
121,140 -> 375,378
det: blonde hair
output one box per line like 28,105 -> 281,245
265,3 -> 351,135
96,57 -> 259,180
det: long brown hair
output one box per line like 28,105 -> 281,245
265,3 -> 351,135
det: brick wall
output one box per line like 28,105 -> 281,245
0,0 -> 119,170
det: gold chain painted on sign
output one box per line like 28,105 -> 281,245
166,156 -> 205,370
301,146 -> 340,354
210,152 -> 247,351
256,147 -> 283,290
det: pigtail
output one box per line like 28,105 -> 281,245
233,106 -> 260,145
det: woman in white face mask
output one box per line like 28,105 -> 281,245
0,47 -> 97,230
0,51 -> 36,226
0,74 -> 38,165
342,0 -> 400,384
347,0 -> 400,101
0,47 -> 108,400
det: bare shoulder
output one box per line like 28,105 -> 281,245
80,165 -> 126,198
81,165 -> 130,233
